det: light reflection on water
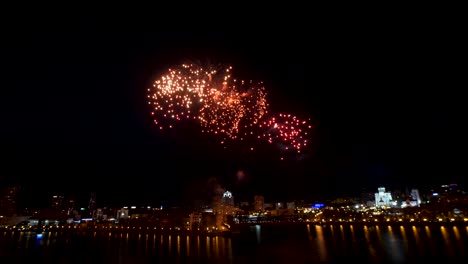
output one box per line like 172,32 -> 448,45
315,224 -> 328,261
400,225 -> 409,254
412,225 -> 424,256
441,226 -> 454,256
185,234 -> 189,257
453,226 -> 464,256
1,224 -> 468,263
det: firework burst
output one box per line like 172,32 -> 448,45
259,113 -> 312,154
147,63 -> 312,159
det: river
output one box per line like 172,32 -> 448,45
1,223 -> 467,263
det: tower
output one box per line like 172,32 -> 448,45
88,192 -> 96,210
222,190 -> 234,206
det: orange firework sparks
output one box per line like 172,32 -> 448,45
147,63 -> 312,158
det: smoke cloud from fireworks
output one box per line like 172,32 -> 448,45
147,63 -> 312,158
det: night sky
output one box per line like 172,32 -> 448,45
1,10 -> 465,208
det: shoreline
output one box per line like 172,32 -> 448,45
2,220 -> 467,237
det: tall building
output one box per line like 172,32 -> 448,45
88,192 -> 96,210
375,187 -> 393,207
410,189 -> 421,207
95,208 -> 103,220
51,194 -> 64,211
0,185 -> 20,217
189,212 -> 202,229
65,196 -> 76,215
254,195 -> 264,211
221,190 -> 234,205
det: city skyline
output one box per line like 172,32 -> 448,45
2,11 -> 465,206
2,178 -> 463,212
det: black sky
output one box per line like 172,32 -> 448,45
1,9 -> 465,207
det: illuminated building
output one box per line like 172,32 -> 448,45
116,208 -> 129,220
442,183 -> 458,192
96,208 -> 103,220
88,192 -> 96,210
410,189 -> 421,207
65,197 -> 76,215
0,185 -> 20,217
375,187 -> 393,207
189,212 -> 202,229
51,194 -> 64,211
222,190 -> 234,206
275,202 -> 285,209
254,195 -> 264,211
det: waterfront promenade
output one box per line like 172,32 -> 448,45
2,218 -> 468,237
